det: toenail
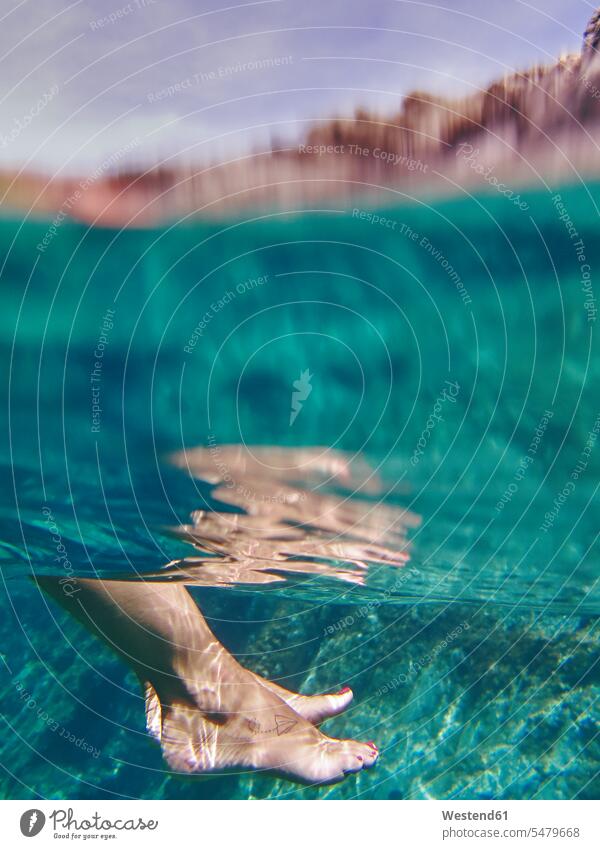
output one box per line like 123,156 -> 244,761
338,686 -> 351,695
367,741 -> 378,750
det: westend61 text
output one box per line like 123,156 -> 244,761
441,810 -> 508,820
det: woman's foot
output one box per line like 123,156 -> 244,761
147,671 -> 377,784
37,576 -> 378,785
257,678 -> 355,725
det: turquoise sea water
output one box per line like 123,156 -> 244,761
1,183 -> 599,799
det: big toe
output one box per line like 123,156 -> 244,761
293,687 -> 354,724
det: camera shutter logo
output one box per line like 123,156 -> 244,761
20,809 -> 46,837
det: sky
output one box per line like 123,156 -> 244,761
0,0 -> 595,173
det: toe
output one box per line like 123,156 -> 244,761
291,687 -> 354,724
363,740 -> 379,766
277,733 -> 379,784
325,738 -> 379,780
346,739 -> 378,768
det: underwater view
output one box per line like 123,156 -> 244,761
3,4 -> 600,828
1,181 -> 599,800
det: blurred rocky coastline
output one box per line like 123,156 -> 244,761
3,12 -> 600,226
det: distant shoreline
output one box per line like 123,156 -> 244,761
2,25 -> 600,227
